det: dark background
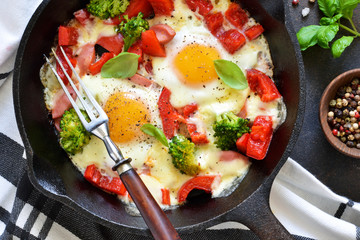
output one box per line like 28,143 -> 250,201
288,2 -> 360,201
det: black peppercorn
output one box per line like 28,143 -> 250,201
334,109 -> 343,117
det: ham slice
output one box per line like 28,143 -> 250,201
220,151 -> 249,162
129,74 -> 153,87
76,43 -> 95,76
150,24 -> 176,44
51,85 -> 77,119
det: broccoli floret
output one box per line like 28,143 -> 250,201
213,112 -> 250,151
59,108 -> 91,155
116,12 -> 149,51
87,0 -> 130,20
169,135 -> 200,176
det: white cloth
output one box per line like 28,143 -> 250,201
270,158 -> 360,240
1,0 -> 359,239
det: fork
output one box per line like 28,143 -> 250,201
44,46 -> 180,240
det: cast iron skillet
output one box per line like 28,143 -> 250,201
13,0 -> 305,239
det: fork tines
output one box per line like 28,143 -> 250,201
44,46 -> 108,132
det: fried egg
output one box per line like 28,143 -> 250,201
41,0 -> 286,208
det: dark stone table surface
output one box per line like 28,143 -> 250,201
286,1 -> 360,201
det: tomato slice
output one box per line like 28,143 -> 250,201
147,0 -> 174,16
157,87 -> 185,139
161,188 -> 171,205
89,52 -> 115,75
225,3 -> 248,29
128,41 -> 143,63
178,176 -> 217,203
246,69 -> 281,102
204,12 -> 224,37
122,0 -> 154,19
58,26 -> 79,46
55,46 -> 77,85
245,25 -> 264,41
141,30 -> 166,57
236,133 -> 250,154
246,116 -> 273,160
185,0 -> 213,16
183,103 -> 209,144
96,34 -> 124,55
218,29 -> 246,54
84,164 -> 127,196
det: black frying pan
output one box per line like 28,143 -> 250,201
13,0 -> 305,239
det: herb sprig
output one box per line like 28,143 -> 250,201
296,0 -> 360,58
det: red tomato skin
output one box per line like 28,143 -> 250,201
128,41 -> 143,63
225,3 -> 248,29
245,25 -> 264,41
58,26 -> 79,46
178,176 -> 217,203
185,0 -> 213,16
204,12 -> 224,37
157,87 -> 185,139
84,165 -> 127,196
147,0 -> 174,16
96,34 -> 124,55
161,188 -> 171,205
236,133 -> 250,154
218,29 -> 246,54
89,52 -> 115,75
141,30 -> 166,57
246,116 -> 273,160
122,0 -> 154,19
183,103 -> 209,144
246,69 -> 281,102
55,46 -> 77,84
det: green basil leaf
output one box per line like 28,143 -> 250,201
213,60 -> 248,90
318,0 -> 340,17
319,14 -> 342,25
338,0 -> 359,19
296,25 -> 322,51
331,36 -> 354,58
101,52 -> 140,78
140,124 -> 169,147
316,24 -> 339,49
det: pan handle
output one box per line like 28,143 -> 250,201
118,163 -> 181,240
220,184 -> 294,240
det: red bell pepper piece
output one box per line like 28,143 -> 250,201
204,12 -> 224,37
128,41 -> 143,63
225,3 -> 248,30
58,26 -> 79,46
55,46 -> 77,85
74,9 -> 92,26
218,29 -> 246,54
246,116 -> 273,160
178,175 -> 217,203
244,25 -> 264,41
161,188 -> 171,205
141,30 -> 166,57
96,34 -> 124,55
158,87 -> 185,139
122,0 -> 154,19
236,132 -> 250,154
84,164 -> 127,196
183,103 -> 209,144
89,52 -> 115,75
246,69 -> 281,102
147,0 -> 174,16
185,0 -> 213,16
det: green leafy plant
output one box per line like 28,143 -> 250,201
213,59 -> 248,90
101,52 -> 139,78
140,124 -> 169,147
296,0 -> 360,58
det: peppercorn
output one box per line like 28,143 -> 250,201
357,143 -> 360,149
343,109 -> 349,116
344,122 -> 352,129
332,129 -> 338,136
341,136 -> 347,142
345,93 -> 351,98
342,99 -> 348,106
346,86 -> 353,93
327,116 -> 334,123
292,0 -> 299,5
353,123 -> 359,129
352,78 -> 359,85
329,99 -> 336,107
351,117 -> 357,123
350,101 -> 357,108
355,133 -> 360,140
354,95 -> 360,102
334,109 -> 343,117
347,141 -> 355,148
336,102 -> 342,108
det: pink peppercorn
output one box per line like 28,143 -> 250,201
332,129 -> 338,136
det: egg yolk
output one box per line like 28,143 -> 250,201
173,44 -> 220,86
104,92 -> 150,143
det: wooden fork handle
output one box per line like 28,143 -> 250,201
120,167 -> 181,240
